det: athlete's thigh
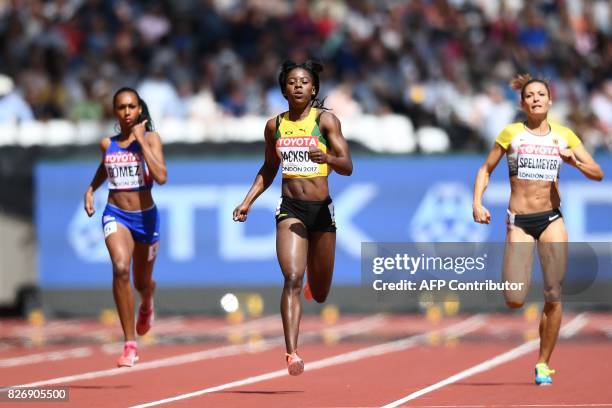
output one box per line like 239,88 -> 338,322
104,223 -> 135,265
306,231 -> 335,289
276,219 -> 309,279
503,226 -> 536,302
537,218 -> 567,301
538,217 -> 568,244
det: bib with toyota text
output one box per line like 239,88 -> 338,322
495,122 -> 581,182
275,108 -> 329,178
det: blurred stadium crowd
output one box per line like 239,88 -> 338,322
0,0 -> 610,151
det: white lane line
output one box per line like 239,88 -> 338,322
381,313 -> 589,408
129,315 -> 486,408
559,313 -> 588,338
0,314 -> 281,363
4,314 -> 281,346
412,404 -> 612,407
1,314 -> 385,391
99,314 -> 285,354
0,347 -> 93,368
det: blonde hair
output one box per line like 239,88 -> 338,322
510,73 -> 551,100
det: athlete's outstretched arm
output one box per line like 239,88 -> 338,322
310,112 -> 353,176
233,119 -> 280,222
84,139 -> 110,217
561,144 -> 604,181
134,120 -> 167,185
473,143 -> 505,224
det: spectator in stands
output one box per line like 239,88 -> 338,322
0,74 -> 34,124
0,0 -> 608,150
69,78 -> 104,121
137,64 -> 183,121
590,79 -> 612,138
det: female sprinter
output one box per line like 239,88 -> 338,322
233,60 -> 353,376
84,87 -> 167,367
473,74 -> 603,385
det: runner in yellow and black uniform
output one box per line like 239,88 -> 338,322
274,107 -> 336,232
233,60 -> 352,376
473,74 -> 603,385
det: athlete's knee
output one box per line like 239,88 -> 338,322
112,260 -> 130,282
283,273 -> 303,292
504,292 -> 525,308
543,286 -> 562,303
506,300 -> 524,309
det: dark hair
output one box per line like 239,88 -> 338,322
510,74 -> 551,100
112,87 -> 154,131
278,60 -> 328,109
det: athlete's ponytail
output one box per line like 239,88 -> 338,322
112,87 -> 155,131
137,98 -> 154,132
510,73 -> 551,101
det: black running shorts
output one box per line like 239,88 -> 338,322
275,196 -> 336,232
507,208 -> 563,240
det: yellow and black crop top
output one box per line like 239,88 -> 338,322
275,108 -> 329,179
495,122 -> 581,182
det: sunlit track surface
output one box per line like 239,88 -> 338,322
0,312 -> 610,407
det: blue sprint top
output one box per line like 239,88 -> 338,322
104,136 -> 153,191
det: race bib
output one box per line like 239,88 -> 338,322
276,136 -> 320,175
516,144 -> 561,181
105,151 -> 146,189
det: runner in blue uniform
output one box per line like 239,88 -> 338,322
84,87 -> 167,367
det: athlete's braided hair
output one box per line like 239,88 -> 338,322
510,73 -> 551,101
112,87 -> 155,131
278,60 -> 328,109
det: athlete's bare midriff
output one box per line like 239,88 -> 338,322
108,190 -> 155,211
282,177 -> 330,201
508,177 -> 561,214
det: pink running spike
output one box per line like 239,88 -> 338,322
117,341 -> 139,367
286,352 -> 304,376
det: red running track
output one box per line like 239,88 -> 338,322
1,312 -> 611,407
